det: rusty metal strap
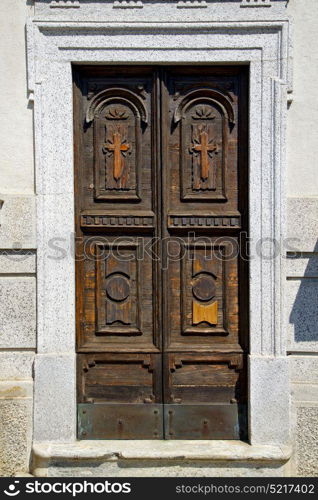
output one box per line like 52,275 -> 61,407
78,403 -> 247,440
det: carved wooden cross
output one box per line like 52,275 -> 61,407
192,131 -> 217,181
105,132 -> 130,181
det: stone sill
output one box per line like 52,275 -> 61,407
32,441 -> 292,472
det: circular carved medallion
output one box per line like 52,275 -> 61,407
192,274 -> 216,302
106,275 -> 130,302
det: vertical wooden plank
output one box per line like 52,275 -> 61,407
161,67 -> 248,439
74,67 -> 163,439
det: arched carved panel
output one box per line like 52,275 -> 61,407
174,89 -> 234,201
86,88 -> 148,201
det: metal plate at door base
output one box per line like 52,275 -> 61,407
164,404 -> 247,440
78,404 -> 163,439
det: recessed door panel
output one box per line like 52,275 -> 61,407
164,237 -> 241,351
77,236 -> 159,352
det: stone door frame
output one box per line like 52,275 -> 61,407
27,7 -> 292,467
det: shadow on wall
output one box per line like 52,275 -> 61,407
288,241 -> 318,343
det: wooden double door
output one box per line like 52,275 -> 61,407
74,66 -> 248,440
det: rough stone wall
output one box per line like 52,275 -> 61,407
0,0 -> 36,476
286,0 -> 318,478
0,0 -> 317,476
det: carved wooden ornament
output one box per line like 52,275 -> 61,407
86,88 -> 148,201
174,88 -> 234,201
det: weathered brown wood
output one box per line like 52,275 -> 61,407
78,353 -> 162,404
74,66 -> 249,440
163,353 -> 245,405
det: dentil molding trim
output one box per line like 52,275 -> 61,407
177,1 -> 208,8
240,0 -> 272,7
50,1 -> 80,8
113,1 -> 144,8
44,0 -> 288,9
